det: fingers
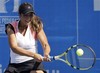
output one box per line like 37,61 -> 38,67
43,57 -> 51,61
43,55 -> 51,61
33,53 -> 43,62
33,53 -> 51,62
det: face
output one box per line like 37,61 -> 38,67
20,12 -> 33,26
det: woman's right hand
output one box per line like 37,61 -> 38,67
33,53 -> 43,62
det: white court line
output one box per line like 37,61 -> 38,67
76,0 -> 79,44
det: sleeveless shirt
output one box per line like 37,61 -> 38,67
10,21 -> 37,63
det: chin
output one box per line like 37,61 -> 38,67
25,21 -> 31,24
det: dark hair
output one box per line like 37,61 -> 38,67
18,2 -> 35,14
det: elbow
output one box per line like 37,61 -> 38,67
10,44 -> 19,53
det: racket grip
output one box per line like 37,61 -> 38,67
49,56 -> 55,60
42,56 -> 55,61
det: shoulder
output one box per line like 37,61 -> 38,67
6,20 -> 19,27
5,20 -> 19,34
10,20 -> 19,27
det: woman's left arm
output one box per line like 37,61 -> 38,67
37,28 -> 51,58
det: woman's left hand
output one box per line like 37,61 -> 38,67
43,54 -> 51,61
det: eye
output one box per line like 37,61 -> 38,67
23,13 -> 33,17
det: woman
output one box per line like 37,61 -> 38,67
4,2 -> 50,73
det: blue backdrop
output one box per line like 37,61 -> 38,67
0,0 -> 100,73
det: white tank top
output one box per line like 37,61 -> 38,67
10,21 -> 37,63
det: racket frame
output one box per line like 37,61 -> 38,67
50,44 -> 96,70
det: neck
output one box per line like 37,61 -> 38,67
18,21 -> 28,30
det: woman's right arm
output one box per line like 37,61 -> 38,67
6,25 -> 43,62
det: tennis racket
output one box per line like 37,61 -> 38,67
46,44 -> 96,70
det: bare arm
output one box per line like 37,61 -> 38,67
37,28 -> 51,58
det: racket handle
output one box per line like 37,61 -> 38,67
42,56 -> 55,61
49,56 -> 55,60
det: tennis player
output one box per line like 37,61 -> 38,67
4,2 -> 50,73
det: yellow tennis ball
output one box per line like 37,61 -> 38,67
76,48 -> 84,56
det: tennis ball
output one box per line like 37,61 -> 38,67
76,48 -> 84,56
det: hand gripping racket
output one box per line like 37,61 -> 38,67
46,44 -> 96,70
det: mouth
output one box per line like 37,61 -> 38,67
25,20 -> 30,23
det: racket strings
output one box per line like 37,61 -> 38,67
66,45 -> 96,70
